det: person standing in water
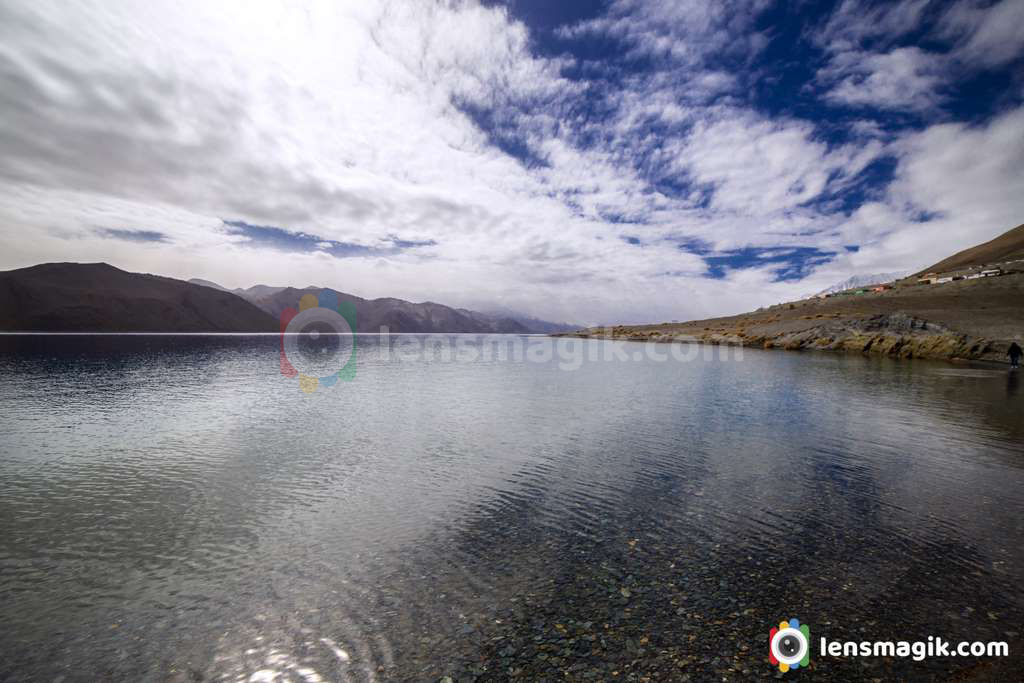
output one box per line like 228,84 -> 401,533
1009,341 -> 1023,369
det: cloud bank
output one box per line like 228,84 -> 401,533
0,0 -> 1021,324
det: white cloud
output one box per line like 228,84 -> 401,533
0,0 -> 1019,325
815,0 -> 1024,114
820,47 -> 946,111
816,0 -> 931,52
673,112 -> 883,216
940,0 -> 1024,68
838,107 -> 1024,274
562,0 -> 771,66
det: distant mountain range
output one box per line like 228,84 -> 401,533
189,279 -> 577,334
473,311 -> 579,335
0,261 -> 576,333
813,271 -> 910,297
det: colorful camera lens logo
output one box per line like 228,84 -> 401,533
769,618 -> 810,673
280,289 -> 356,393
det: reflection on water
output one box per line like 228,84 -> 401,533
0,335 -> 1022,681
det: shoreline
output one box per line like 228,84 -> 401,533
554,271 -> 1023,365
553,320 -> 1012,365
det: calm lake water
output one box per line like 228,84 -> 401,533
1,335 -> 1022,682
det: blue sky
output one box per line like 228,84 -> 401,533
475,0 -> 1024,285
0,0 -> 1021,323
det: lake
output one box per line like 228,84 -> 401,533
1,334 -> 1022,681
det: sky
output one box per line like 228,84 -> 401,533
0,0 -> 1022,325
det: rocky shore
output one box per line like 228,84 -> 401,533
556,271 -> 1024,364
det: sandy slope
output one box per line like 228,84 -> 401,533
559,271 -> 1024,364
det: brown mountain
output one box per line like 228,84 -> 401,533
0,263 -> 277,332
188,279 -> 566,333
561,222 -> 1024,363
917,223 -> 1024,275
240,286 -> 531,333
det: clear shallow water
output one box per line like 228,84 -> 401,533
0,335 -> 1022,682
